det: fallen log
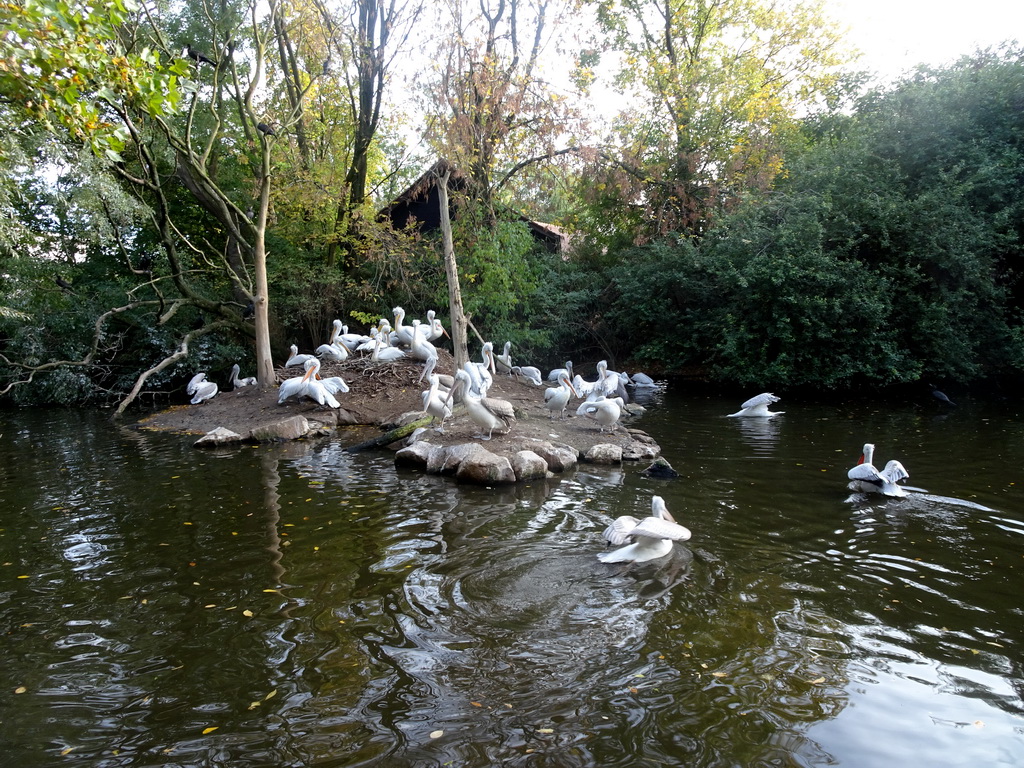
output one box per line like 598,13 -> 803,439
344,415 -> 432,453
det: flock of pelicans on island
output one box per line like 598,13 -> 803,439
184,306 -> 914,564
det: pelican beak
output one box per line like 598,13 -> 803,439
568,381 -> 579,398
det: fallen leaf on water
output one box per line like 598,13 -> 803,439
202,727 -> 219,735
970,649 -> 980,655
809,677 -> 825,685
17,575 -> 29,579
429,730 -> 444,739
242,610 -> 254,617
265,690 -> 277,701
14,686 -> 26,694
973,720 -> 985,728
61,747 -> 74,756
204,604 -> 216,609
712,672 -> 727,678
263,589 -> 279,593
248,701 -> 261,710
629,687 -> 639,693
471,701 -> 483,707
537,728 -> 554,734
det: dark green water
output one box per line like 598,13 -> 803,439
1,389 -> 1022,766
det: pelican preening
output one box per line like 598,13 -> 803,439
847,443 -> 910,497
315,343 -> 348,363
511,365 -> 543,386
543,371 -> 579,420
466,342 -> 496,397
371,336 -> 406,362
446,368 -> 516,440
727,392 -> 783,418
409,320 -> 439,362
186,372 -> 218,404
230,364 -> 256,389
582,395 -> 624,433
599,496 -> 692,564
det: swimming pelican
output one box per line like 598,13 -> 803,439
446,368 -> 516,440
186,372 -> 218,404
582,395 -> 624,433
494,341 -> 513,373
599,496 -> 692,564
371,336 -> 406,363
422,374 -> 453,432
409,320 -> 438,362
285,344 -> 316,368
628,372 -> 658,388
278,359 -> 318,404
315,343 -> 348,362
727,392 -> 783,418
466,342 -> 495,397
847,443 -> 910,497
547,360 -> 573,382
929,384 -> 956,407
511,365 -> 543,386
229,364 -> 256,389
543,371 -> 579,420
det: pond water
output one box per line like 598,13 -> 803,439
1,388 -> 1022,767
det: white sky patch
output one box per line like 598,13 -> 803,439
826,0 -> 1023,81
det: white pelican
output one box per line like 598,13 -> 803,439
371,336 -> 406,363
599,496 -> 692,563
446,368 -> 516,440
582,396 -> 624,433
847,443 -> 910,497
230,364 -> 256,389
186,372 -> 218,404
427,313 -> 449,342
422,373 -> 452,432
409,320 -> 438,362
511,365 -> 543,386
392,307 -> 433,346
466,342 -> 495,397
285,344 -> 316,368
547,360 -> 573,382
543,371 -> 579,420
278,359 -> 318,404
315,343 -> 348,362
727,392 -> 783,418
418,355 -> 455,391
494,341 -> 513,373
334,321 -> 369,351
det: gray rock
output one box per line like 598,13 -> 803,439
247,416 -> 310,442
194,426 -> 244,447
584,443 -> 623,464
511,450 -> 551,480
395,440 -> 434,468
427,443 -> 489,475
456,449 -> 516,485
512,438 -> 579,472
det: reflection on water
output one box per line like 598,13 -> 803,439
1,394 -> 1023,767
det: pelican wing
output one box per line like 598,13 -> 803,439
632,516 -> 691,542
741,392 -> 779,410
481,396 -> 516,424
847,463 -> 881,483
881,460 -> 909,484
602,515 -> 641,545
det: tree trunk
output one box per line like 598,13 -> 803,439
437,168 -> 468,372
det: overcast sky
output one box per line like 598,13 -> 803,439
827,0 -> 1023,80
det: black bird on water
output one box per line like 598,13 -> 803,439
929,384 -> 957,407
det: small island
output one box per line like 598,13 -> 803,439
137,350 -> 663,485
